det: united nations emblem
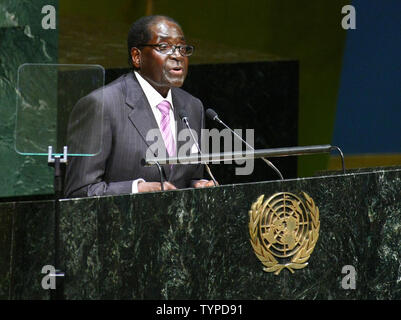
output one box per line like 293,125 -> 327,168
248,192 -> 320,275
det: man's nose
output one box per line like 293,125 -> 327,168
170,46 -> 183,59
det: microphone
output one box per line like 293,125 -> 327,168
206,108 -> 284,180
178,108 -> 218,186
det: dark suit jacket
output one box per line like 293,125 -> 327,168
64,72 -> 205,198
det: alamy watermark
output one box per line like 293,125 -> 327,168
41,5 -> 355,31
41,264 -> 64,290
41,5 -> 56,30
341,5 -> 356,30
146,128 -> 255,175
41,265 -> 56,290
341,265 -> 356,290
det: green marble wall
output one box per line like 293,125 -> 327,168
0,202 -> 12,299
0,199 -> 55,299
1,167 -> 400,299
0,0 -> 58,198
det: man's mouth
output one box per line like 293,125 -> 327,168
169,66 -> 184,75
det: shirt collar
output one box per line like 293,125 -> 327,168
134,71 -> 173,110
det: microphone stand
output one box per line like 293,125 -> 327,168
47,146 -> 66,300
181,116 -> 218,186
154,161 -> 165,191
208,111 -> 284,180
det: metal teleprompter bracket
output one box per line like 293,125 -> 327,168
47,146 -> 68,164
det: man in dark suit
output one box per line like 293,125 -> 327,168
64,15 -> 214,198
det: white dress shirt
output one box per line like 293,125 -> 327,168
131,71 -> 177,193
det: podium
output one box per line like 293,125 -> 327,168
1,166 -> 401,299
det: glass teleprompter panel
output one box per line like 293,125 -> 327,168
15,63 -> 105,157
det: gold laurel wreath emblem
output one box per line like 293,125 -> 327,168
248,192 -> 320,275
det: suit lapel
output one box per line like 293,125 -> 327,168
124,73 -> 171,178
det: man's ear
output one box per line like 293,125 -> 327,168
131,47 -> 141,69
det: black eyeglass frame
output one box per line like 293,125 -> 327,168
139,43 -> 195,56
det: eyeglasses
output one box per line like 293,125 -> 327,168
139,43 -> 194,56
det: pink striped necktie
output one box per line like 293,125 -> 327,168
157,100 -> 176,157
